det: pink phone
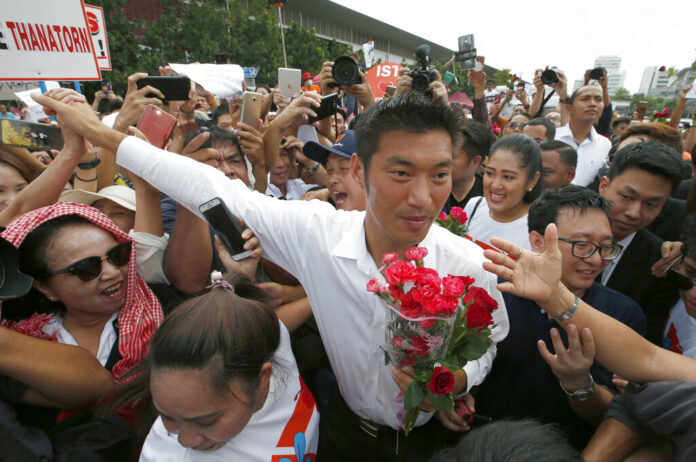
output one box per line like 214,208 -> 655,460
136,105 -> 177,149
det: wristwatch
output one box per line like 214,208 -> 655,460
560,374 -> 595,401
306,162 -> 321,175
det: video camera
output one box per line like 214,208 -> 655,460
409,45 -> 437,93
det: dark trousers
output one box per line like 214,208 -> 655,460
317,384 -> 447,462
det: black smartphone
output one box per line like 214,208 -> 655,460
136,76 -> 191,101
199,197 -> 251,261
307,93 -> 339,124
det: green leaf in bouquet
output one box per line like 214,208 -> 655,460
403,408 -> 421,436
382,347 -> 391,365
461,334 -> 493,361
425,389 -> 454,410
404,381 -> 425,410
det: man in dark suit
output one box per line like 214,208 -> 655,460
598,142 -> 683,342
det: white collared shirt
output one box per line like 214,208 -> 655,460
600,232 -> 636,285
265,176 -> 316,201
117,136 -> 509,429
42,311 -> 118,367
555,124 -> 611,187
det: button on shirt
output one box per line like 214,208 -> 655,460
555,124 -> 611,187
117,136 -> 509,429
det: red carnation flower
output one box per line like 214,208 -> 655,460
442,275 -> 466,298
406,247 -> 428,262
382,252 -> 398,264
405,335 -> 430,359
366,278 -> 382,293
385,260 -> 417,285
428,366 -> 455,395
439,211 -> 447,221
455,275 -> 475,291
450,207 -> 468,225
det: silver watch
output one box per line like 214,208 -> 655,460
560,374 -> 595,401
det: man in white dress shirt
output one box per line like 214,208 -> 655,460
554,85 -> 611,187
34,92 -> 509,461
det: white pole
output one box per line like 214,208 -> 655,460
277,6 -> 287,68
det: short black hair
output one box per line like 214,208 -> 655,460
568,85 -> 601,105
608,141 -> 683,192
210,126 -> 243,154
430,419 -> 583,462
526,117 -> 556,140
354,94 -> 462,174
486,80 -> 495,85
539,140 -> 577,168
489,134 -> 542,204
528,185 -> 612,234
212,101 -> 230,125
681,213 -> 696,260
107,97 -> 123,113
459,119 -> 495,161
612,117 -> 631,128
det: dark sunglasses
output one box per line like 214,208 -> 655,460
666,256 -> 695,291
50,242 -> 132,281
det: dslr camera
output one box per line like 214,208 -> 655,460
541,68 -> 559,85
409,45 -> 437,93
331,56 -> 365,87
589,67 -> 605,80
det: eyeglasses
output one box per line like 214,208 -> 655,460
666,256 -> 695,291
558,237 -> 622,261
507,122 -> 527,129
50,242 -> 132,281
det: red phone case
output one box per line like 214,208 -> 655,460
136,105 -> 177,149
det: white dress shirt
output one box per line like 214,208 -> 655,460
42,311 -> 118,367
555,124 -> 611,187
117,136 -> 509,429
265,176 -> 316,200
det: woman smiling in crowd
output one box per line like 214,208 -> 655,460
464,134 -> 542,251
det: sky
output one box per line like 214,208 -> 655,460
331,0 -> 695,94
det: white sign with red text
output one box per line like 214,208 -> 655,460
0,0 -> 101,81
84,4 -> 111,70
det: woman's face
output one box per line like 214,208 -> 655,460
503,114 -> 530,136
0,164 -> 28,213
151,364 -> 271,451
36,224 -> 129,323
484,149 -> 537,220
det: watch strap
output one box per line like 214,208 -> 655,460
77,156 -> 101,170
560,374 -> 595,401
553,294 -> 579,323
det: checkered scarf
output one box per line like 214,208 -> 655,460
0,202 -> 164,378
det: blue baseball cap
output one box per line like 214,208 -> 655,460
303,130 -> 356,166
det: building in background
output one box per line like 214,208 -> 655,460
593,55 -> 627,95
638,65 -> 679,98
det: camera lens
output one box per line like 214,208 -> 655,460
412,73 -> 430,92
332,56 -> 361,87
590,68 -> 604,80
541,69 -> 558,85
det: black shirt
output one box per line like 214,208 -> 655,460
442,173 -> 483,214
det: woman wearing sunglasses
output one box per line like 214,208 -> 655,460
464,134 -> 542,252
1,202 -> 163,382
502,112 -> 532,137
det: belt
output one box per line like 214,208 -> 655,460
357,417 -> 396,438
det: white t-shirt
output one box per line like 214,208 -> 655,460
139,322 -> 319,461
484,89 -> 498,109
663,299 -> 696,358
42,311 -> 119,367
463,197 -> 532,251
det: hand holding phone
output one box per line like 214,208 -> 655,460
136,105 -> 177,149
199,198 -> 252,261
241,91 -> 263,127
136,76 -> 191,102
307,93 -> 338,124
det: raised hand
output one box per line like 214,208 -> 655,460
482,223 -> 563,303
113,73 -> 164,132
538,324 -> 596,392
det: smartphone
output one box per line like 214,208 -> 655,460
517,82 -> 525,90
278,68 -> 301,100
136,76 -> 191,101
136,105 -> 177,149
199,198 -> 252,261
240,91 -> 263,127
0,119 -> 64,150
307,93 -> 339,124
494,93 -> 504,104
100,81 -> 112,93
456,34 -> 477,70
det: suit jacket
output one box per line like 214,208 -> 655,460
606,228 -> 679,343
646,197 -> 686,243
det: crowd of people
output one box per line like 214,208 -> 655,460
0,50 -> 695,462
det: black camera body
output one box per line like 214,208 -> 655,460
331,56 -> 362,87
409,45 -> 437,93
589,67 -> 605,80
541,69 -> 558,85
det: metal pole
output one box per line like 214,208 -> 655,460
277,6 -> 287,68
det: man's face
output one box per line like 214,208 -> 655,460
541,149 -> 574,189
511,105 -> 526,116
355,130 -> 452,258
0,105 -> 6,113
612,121 -> 630,136
545,111 -> 562,128
533,207 -> 613,297
326,153 -> 365,211
270,148 -> 292,188
217,114 -> 234,131
568,86 -> 604,124
599,168 -> 673,240
91,199 -> 135,233
486,82 -> 495,91
451,144 -> 481,185
335,113 -> 346,134
214,140 -> 249,185
523,124 -> 549,143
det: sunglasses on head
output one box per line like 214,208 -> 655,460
665,256 -> 695,291
50,242 -> 132,282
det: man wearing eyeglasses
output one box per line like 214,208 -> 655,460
475,185 -> 645,450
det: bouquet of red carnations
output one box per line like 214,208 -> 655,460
366,247 -> 499,434
436,206 -> 468,237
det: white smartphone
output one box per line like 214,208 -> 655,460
278,68 -> 301,99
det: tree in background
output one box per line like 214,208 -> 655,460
613,87 -> 631,101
